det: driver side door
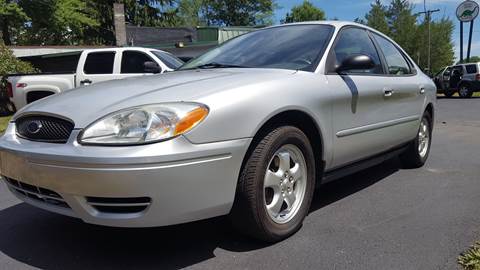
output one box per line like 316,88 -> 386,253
325,27 -> 399,168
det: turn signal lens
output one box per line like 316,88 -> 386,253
174,107 -> 209,135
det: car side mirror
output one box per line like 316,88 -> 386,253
144,61 -> 161,74
336,54 -> 375,73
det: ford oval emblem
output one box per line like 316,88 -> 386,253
27,121 -> 42,134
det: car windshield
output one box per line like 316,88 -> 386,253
151,51 -> 184,70
180,24 -> 334,72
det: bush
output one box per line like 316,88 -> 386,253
0,42 -> 36,114
459,242 -> 480,270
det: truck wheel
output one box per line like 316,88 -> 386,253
399,111 -> 432,168
230,126 -> 316,242
444,89 -> 454,98
458,85 -> 473,98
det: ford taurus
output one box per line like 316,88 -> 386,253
0,21 -> 436,242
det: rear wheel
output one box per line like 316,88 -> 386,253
399,111 -> 432,168
230,126 -> 316,242
458,85 -> 473,98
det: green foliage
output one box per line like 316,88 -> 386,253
0,42 -> 36,98
0,0 -> 276,45
0,0 -> 29,45
365,0 -> 389,35
459,242 -> 480,270
176,0 -> 207,26
203,0 -> 274,26
0,42 -> 35,77
283,0 -> 325,23
458,56 -> 480,64
362,0 -> 454,74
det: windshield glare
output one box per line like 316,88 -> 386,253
180,24 -> 334,72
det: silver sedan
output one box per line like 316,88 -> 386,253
0,21 -> 436,242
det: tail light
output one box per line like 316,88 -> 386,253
475,74 -> 480,81
6,82 -> 13,98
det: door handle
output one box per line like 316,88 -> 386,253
383,88 -> 394,97
80,79 -> 92,85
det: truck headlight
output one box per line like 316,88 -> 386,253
78,102 -> 208,145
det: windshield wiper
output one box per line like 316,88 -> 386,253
194,62 -> 250,69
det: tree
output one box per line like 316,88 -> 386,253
203,0 -> 274,26
0,0 -> 29,45
365,0 -> 389,35
361,0 -> 455,74
176,0 -> 207,26
458,56 -> 480,64
386,0 -> 418,58
418,17 -> 454,73
283,0 -> 325,23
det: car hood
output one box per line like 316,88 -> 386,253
15,68 -> 296,128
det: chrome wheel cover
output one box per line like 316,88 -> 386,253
263,144 -> 307,224
418,118 -> 430,158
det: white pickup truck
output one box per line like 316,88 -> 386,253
7,47 -> 184,110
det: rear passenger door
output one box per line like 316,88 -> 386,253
326,27 -> 399,168
76,51 -> 117,86
370,32 -> 424,143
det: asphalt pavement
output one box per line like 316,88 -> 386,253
0,97 -> 479,270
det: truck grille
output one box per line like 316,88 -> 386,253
15,115 -> 74,143
4,177 -> 70,208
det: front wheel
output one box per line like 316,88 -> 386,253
399,111 -> 432,168
443,89 -> 455,98
229,126 -> 316,242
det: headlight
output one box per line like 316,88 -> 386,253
78,102 -> 208,145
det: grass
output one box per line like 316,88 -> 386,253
474,92 -> 480,97
459,242 -> 480,270
0,116 -> 11,134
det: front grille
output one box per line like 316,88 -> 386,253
86,196 -> 151,214
16,115 -> 74,143
4,177 -> 70,208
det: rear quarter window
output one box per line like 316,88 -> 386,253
465,64 -> 478,74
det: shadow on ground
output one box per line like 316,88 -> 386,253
0,158 -> 401,270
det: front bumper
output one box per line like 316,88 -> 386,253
0,123 -> 251,227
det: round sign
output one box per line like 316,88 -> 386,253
457,0 -> 479,22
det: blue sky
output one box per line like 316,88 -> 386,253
274,0 -> 478,61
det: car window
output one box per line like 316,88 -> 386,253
452,66 -> 463,75
372,33 -> 412,75
180,24 -> 334,72
151,51 -> 184,70
84,52 -> 115,74
121,51 -> 157,74
331,27 -> 383,74
465,64 -> 477,74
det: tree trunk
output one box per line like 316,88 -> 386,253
1,18 -> 12,45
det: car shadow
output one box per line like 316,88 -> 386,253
0,158 -> 401,270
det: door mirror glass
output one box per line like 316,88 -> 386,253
144,61 -> 161,74
336,54 -> 375,73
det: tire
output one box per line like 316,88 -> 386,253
229,126 -> 316,242
458,84 -> 473,98
399,111 -> 432,168
443,89 -> 454,98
